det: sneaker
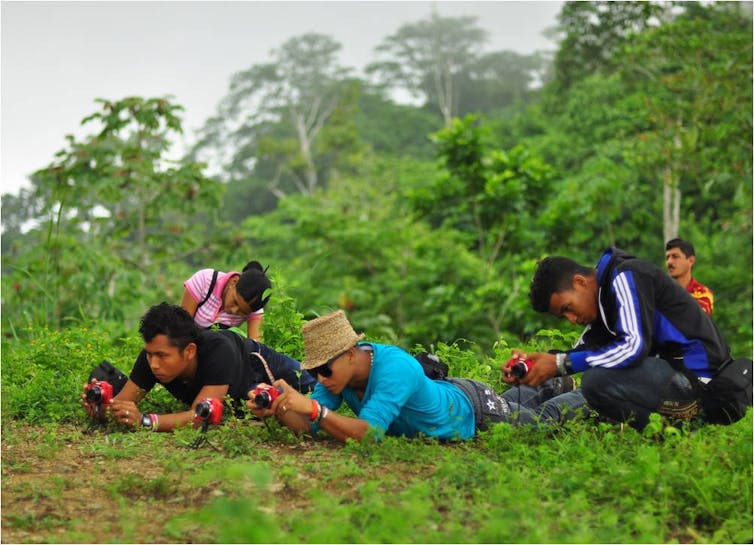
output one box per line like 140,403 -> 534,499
657,399 -> 699,420
537,376 -> 576,400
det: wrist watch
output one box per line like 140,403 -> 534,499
140,413 -> 152,428
555,353 -> 571,376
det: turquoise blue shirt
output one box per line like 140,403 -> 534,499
311,342 -> 475,440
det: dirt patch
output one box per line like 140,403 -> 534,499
0,423 -> 343,543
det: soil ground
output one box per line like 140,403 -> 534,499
0,422 -> 347,543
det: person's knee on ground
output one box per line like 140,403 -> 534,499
581,368 -> 649,429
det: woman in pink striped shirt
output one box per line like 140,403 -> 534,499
181,261 -> 271,341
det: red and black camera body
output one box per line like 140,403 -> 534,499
194,397 -> 224,425
85,380 -> 114,406
505,357 -> 534,379
249,385 -> 282,409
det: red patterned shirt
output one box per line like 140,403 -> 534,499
687,277 -> 714,316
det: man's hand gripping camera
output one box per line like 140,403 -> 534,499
249,385 -> 283,409
194,397 -> 224,427
85,380 -> 113,421
191,397 -> 224,449
504,356 -> 534,379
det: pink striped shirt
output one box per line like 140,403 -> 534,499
184,268 -> 264,329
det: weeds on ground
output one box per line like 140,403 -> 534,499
2,324 -> 751,543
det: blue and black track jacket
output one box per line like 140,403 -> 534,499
568,248 -> 730,379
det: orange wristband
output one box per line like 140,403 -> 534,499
309,400 -> 320,421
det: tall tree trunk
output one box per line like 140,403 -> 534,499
662,169 -> 681,242
138,206 -> 147,269
434,62 -> 454,125
662,132 -> 682,242
291,94 -> 339,195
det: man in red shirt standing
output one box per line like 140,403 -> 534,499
665,238 -> 714,316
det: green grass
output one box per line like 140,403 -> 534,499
1,323 -> 751,543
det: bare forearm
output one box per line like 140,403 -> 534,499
145,409 -> 195,432
247,382 -> 372,443
278,411 -> 313,434
276,406 -> 370,442
319,411 -> 370,443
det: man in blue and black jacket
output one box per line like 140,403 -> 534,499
505,247 -> 733,429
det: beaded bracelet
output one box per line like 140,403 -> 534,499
309,400 -> 321,422
149,413 -> 159,432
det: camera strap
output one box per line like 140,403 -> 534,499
197,269 -> 219,310
250,351 -> 275,384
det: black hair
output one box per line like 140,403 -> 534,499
665,238 -> 695,257
139,302 -> 200,350
529,256 -> 594,313
236,261 -> 272,312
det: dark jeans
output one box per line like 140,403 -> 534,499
580,357 -> 697,429
446,378 -> 588,430
246,339 -> 316,393
503,388 -> 588,426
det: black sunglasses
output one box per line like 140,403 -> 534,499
310,350 -> 347,378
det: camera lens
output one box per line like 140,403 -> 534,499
195,402 -> 211,418
254,391 -> 272,409
510,361 -> 528,378
86,386 -> 102,403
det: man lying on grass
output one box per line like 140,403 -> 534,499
247,310 -> 587,442
81,302 -> 315,431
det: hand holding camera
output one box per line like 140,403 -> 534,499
190,397 -> 224,449
249,384 -> 283,409
82,379 -> 114,421
194,397 -> 224,426
506,356 -> 535,378
501,352 -> 559,387
246,380 -> 307,421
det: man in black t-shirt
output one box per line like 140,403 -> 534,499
82,303 -> 314,432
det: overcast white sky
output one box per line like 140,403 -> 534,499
1,0 -> 563,197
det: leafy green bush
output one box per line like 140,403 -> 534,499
1,323 -> 141,424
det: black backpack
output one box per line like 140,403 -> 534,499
414,352 -> 449,380
88,360 -> 128,396
699,357 -> 753,424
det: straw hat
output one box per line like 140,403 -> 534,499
301,310 -> 365,370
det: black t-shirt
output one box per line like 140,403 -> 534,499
129,330 -> 310,405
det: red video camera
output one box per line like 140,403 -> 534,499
505,357 -> 534,378
249,385 -> 282,409
85,380 -> 114,406
194,397 -> 224,425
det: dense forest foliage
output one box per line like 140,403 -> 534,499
2,2 -> 751,358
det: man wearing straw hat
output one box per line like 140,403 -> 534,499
246,310 -> 586,442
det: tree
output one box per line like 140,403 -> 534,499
619,4 -> 753,240
459,50 -> 548,116
414,116 -> 554,266
524,2 -> 752,355
550,1 -> 667,96
4,96 -> 221,328
231,166 -> 492,350
1,186 -> 41,266
191,33 -> 363,201
367,12 -> 488,124
408,115 -> 556,338
353,87 -> 443,160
